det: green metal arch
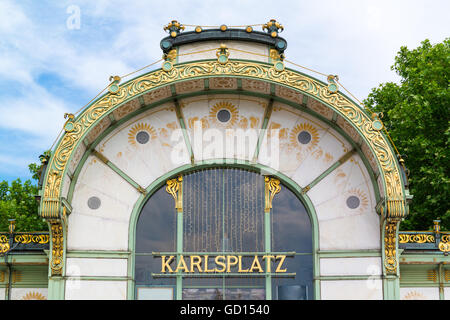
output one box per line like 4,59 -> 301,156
39,58 -> 408,283
41,59 -> 406,221
125,159 -> 321,300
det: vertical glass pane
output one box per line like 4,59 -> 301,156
136,186 -> 176,253
271,186 -> 312,253
272,255 -> 313,300
135,255 -> 176,286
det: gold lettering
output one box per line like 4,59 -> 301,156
214,255 -> 226,272
203,255 -> 214,273
238,255 -> 249,273
190,255 -> 203,273
161,255 -> 174,273
226,255 -> 238,272
249,255 -> 263,273
175,255 -> 189,273
262,255 -> 275,273
275,255 -> 287,273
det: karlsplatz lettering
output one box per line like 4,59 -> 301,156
160,254 -> 288,273
180,304 -> 214,317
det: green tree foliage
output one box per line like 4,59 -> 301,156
365,39 -> 450,231
0,179 -> 47,232
0,153 -> 50,232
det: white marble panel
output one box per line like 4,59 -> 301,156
68,156 -> 140,250
86,116 -> 111,144
306,149 -> 379,250
61,173 -> 71,199
181,94 -> 266,162
98,103 -> 191,188
259,102 -> 351,185
66,258 -> 128,277
177,40 -> 269,63
445,288 -> 450,300
400,287 -> 440,300
11,288 -> 48,300
320,257 -> 382,276
318,213 -> 380,250
67,142 -> 86,176
0,288 -> 4,300
321,280 -> 383,300
65,280 -> 127,300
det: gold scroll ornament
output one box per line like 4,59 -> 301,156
265,177 -> 281,211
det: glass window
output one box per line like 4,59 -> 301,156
135,168 -> 313,300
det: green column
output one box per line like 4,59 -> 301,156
264,176 -> 281,300
176,209 -> 183,300
166,176 -> 183,300
264,209 -> 272,300
48,276 -> 65,300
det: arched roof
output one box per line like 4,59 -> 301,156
38,25 -> 409,277
40,59 -> 408,218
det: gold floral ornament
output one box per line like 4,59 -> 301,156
162,49 -> 177,72
398,233 -> 435,244
63,113 -> 75,133
345,188 -> 369,213
403,291 -> 427,300
0,242 -> 9,254
270,49 -> 285,72
384,219 -> 400,274
265,177 -> 281,211
216,44 -> 230,65
209,101 -> 239,127
108,76 -> 121,94
49,220 -> 64,276
289,123 -> 320,150
263,19 -> 284,38
371,112 -> 384,131
22,291 -> 47,300
164,20 -> 185,38
166,176 -> 183,212
128,123 -> 157,146
327,75 -> 339,94
439,241 -> 450,255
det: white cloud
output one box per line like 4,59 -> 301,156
0,0 -> 449,180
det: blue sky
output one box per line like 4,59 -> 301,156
0,0 -> 449,183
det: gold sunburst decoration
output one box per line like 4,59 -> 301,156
345,188 -> 369,212
209,101 -> 239,128
403,291 -> 427,300
289,123 -> 320,150
128,122 -> 157,146
22,291 -> 47,300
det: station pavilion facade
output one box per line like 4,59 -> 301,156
1,20 -> 449,300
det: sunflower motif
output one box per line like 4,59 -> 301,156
209,101 -> 239,128
345,188 -> 369,212
22,291 -> 47,300
402,291 -> 427,300
128,123 -> 157,146
289,123 -> 320,150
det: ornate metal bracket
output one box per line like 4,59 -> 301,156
384,218 -> 400,275
166,176 -> 183,213
48,219 -> 64,276
264,177 -> 281,212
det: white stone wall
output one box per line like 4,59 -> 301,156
65,280 -> 127,300
321,280 -> 383,300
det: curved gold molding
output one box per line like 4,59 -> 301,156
40,59 -> 406,220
